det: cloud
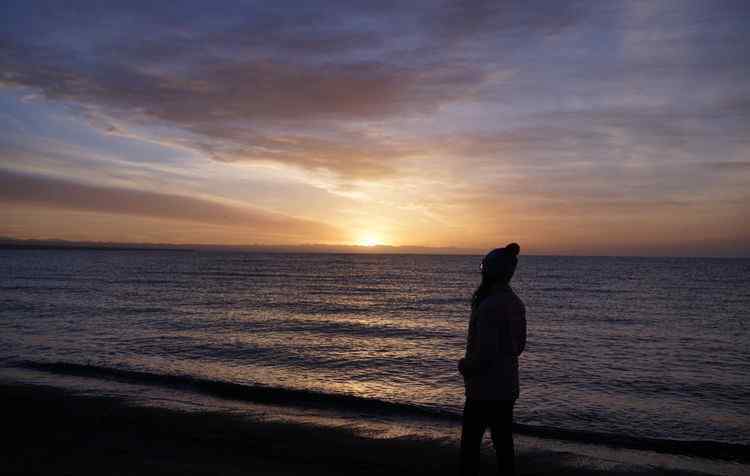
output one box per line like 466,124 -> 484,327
0,1 -> 594,179
712,161 -> 750,171
0,169 -> 343,242
0,48 -> 481,180
0,3 -> 487,179
427,0 -> 584,45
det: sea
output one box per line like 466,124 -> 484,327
1,250 -> 748,472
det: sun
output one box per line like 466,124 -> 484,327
357,234 -> 381,247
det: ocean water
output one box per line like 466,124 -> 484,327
1,250 -> 748,455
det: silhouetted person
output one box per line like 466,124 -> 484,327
458,243 -> 526,476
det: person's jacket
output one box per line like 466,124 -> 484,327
462,286 -> 526,400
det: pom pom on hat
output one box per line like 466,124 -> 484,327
504,242 -> 520,257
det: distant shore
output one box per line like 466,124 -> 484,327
0,243 -> 195,252
2,381 -> 722,476
0,237 -> 479,255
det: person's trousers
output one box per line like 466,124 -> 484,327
459,399 -> 515,476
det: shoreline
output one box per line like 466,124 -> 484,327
2,382 -> 455,476
14,360 -> 749,463
1,381 -> 735,476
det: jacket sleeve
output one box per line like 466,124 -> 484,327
478,308 -> 501,364
512,302 -> 526,356
462,305 -> 500,377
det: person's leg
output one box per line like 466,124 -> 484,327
488,400 -> 515,476
459,399 -> 487,476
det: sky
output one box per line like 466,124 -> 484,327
1,0 -> 749,256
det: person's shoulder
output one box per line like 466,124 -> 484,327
509,288 -> 525,308
508,288 -> 526,314
478,290 -> 511,313
480,288 -> 524,316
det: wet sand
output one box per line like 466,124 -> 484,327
2,382 -> 714,476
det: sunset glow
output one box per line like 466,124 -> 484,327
357,234 -> 383,247
1,2 -> 748,256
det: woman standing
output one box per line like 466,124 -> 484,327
459,243 -> 526,476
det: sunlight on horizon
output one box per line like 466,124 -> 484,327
356,233 -> 383,247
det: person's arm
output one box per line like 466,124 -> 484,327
505,300 -> 526,356
501,298 -> 525,356
460,305 -> 499,377
515,303 -> 526,356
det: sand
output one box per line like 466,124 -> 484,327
1,382 -> 720,476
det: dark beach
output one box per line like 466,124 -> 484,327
3,381 -> 729,476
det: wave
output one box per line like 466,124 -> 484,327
538,286 -> 634,294
0,285 -> 73,291
16,360 -> 749,462
413,297 -> 467,305
19,360 -> 451,418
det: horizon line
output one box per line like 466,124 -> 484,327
1,236 -> 747,259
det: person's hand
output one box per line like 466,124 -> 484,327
458,358 -> 466,376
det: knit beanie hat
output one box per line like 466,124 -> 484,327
481,243 -> 520,280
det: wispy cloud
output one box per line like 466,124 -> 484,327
0,169 -> 343,242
